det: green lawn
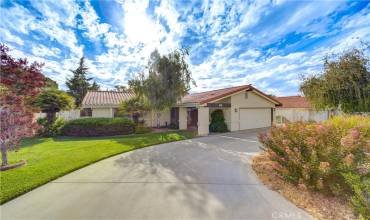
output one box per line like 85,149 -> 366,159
0,131 -> 195,204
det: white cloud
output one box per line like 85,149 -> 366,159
155,0 -> 184,35
30,0 -> 79,27
0,4 -> 35,34
123,0 -> 163,45
33,21 -> 83,58
32,45 -> 61,57
0,28 -> 24,45
239,0 -> 270,29
79,0 -> 111,41
339,5 -> 370,29
1,0 -> 368,95
239,49 -> 261,59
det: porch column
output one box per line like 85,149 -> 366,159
179,107 -> 187,130
197,107 -> 209,136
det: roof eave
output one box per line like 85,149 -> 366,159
176,102 -> 200,107
199,86 -> 251,104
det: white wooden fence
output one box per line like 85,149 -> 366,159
34,109 -> 80,121
275,108 -> 342,124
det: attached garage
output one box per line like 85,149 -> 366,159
239,108 -> 271,130
177,84 -> 281,135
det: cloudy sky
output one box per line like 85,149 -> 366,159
1,0 -> 369,95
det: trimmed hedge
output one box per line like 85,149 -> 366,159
61,117 -> 135,136
135,125 -> 152,134
209,109 -> 228,132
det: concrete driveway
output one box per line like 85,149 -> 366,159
1,129 -> 312,220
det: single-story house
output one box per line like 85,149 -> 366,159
275,95 -> 335,123
81,91 -> 171,128
81,84 -> 282,135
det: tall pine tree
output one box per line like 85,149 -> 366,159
90,81 -> 100,91
66,57 -> 100,107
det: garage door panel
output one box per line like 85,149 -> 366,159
239,108 -> 271,130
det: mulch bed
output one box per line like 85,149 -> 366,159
252,152 -> 357,220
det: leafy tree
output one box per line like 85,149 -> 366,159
114,85 -> 131,92
119,96 -> 149,124
32,89 -> 74,125
66,57 -> 100,107
300,48 -> 370,113
45,77 -> 58,89
0,44 -> 46,166
129,48 -> 195,110
90,81 -> 100,91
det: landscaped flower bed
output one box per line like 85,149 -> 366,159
257,115 -> 369,219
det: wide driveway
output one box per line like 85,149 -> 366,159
1,129 -> 312,220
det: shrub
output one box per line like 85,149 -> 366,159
135,125 -> 152,134
168,123 -> 179,130
325,115 -> 370,132
209,109 -> 228,132
342,172 -> 370,219
37,117 -> 65,137
258,115 -> 369,216
61,117 -> 135,136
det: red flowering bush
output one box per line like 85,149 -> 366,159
259,115 -> 370,217
259,116 -> 369,195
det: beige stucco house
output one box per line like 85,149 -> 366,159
80,84 -> 281,135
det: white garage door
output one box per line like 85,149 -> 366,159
239,108 -> 271,130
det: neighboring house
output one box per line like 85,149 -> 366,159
81,91 -> 171,128
275,95 -> 333,123
80,84 -> 281,136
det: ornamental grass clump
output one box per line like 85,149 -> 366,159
258,115 -> 369,218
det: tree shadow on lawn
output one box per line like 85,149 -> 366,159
50,131 -> 192,143
19,137 -> 50,148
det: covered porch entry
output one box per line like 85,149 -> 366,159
174,101 -> 231,136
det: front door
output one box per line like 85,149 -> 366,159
170,107 -> 179,126
187,108 -> 198,130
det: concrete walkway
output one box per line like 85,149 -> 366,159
1,129 -> 313,220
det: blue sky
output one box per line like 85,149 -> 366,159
0,0 -> 369,96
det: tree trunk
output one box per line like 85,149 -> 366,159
46,112 -> 56,125
132,113 -> 139,124
1,142 -> 8,167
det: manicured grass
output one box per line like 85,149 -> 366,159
0,131 -> 195,204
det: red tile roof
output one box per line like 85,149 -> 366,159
82,91 -> 135,107
181,84 -> 281,105
181,85 -> 251,104
275,96 -> 311,108
81,85 -> 281,107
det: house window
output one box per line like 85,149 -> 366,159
80,108 -> 92,117
244,92 -> 248,99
